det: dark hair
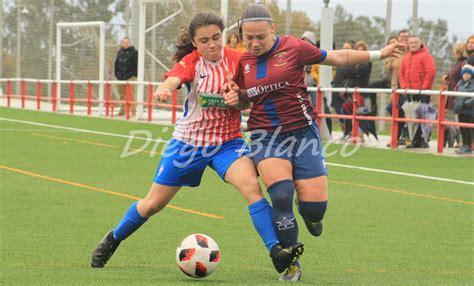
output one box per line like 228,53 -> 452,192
342,40 -> 355,49
387,35 -> 398,45
316,40 -> 336,49
174,12 -> 225,62
398,29 -> 410,36
238,4 -> 272,39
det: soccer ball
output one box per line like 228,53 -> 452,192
176,233 -> 220,278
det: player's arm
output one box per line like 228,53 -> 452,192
154,77 -> 181,102
322,42 -> 406,66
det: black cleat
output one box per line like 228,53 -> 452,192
270,243 -> 304,273
304,220 -> 323,237
91,230 -> 121,268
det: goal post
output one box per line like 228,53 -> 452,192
56,21 -> 105,114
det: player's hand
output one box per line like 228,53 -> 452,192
381,42 -> 406,59
154,87 -> 172,102
223,90 -> 240,107
222,81 -> 240,94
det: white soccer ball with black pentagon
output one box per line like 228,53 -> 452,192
176,233 -> 220,278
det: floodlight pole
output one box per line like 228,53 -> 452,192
137,0 -> 184,119
319,0 -> 334,140
221,0 -> 229,44
137,1 -> 147,118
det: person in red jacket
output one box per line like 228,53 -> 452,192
399,36 -> 436,103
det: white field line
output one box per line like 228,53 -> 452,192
1,117 -> 473,186
327,163 -> 474,186
0,117 -> 166,144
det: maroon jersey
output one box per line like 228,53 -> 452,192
235,35 -> 327,132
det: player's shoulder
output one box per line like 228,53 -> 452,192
280,35 -> 301,45
178,50 -> 201,68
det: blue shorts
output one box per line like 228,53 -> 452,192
249,122 -> 328,180
153,138 -> 250,187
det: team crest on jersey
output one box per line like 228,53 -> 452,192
244,63 -> 251,74
158,164 -> 165,176
273,52 -> 288,67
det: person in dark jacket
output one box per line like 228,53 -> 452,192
442,42 -> 467,110
340,40 -> 372,140
115,37 -> 138,116
331,40 -> 354,137
454,64 -> 474,154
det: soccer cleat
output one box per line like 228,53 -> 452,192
304,220 -> 323,237
279,264 -> 302,282
91,230 -> 121,268
270,243 -> 304,273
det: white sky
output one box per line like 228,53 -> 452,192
277,0 -> 473,41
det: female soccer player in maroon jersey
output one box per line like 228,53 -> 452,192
90,12 -> 303,275
222,4 -> 404,281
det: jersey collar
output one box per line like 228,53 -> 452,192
257,36 -> 280,60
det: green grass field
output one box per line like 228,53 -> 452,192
1,107 -> 473,285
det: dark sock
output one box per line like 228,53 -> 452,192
297,201 -> 328,223
268,180 -> 298,247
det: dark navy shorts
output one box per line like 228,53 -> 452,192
249,122 -> 328,180
153,138 -> 250,187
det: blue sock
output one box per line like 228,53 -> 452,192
248,198 -> 279,251
297,201 -> 327,223
268,180 -> 298,248
113,202 -> 148,241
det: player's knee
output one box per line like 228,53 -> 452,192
268,180 -> 295,213
140,199 -> 166,217
297,201 -> 327,223
237,176 -> 264,204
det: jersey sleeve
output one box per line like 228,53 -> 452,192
164,52 -> 197,83
233,61 -> 246,89
299,39 -> 327,66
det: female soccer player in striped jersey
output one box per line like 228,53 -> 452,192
90,12 -> 303,275
223,4 -> 405,281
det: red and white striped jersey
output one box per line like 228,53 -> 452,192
164,48 -> 242,146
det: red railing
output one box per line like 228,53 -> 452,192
2,78 -> 473,154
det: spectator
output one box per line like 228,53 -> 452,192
301,31 -> 333,134
466,35 -> 474,56
454,64 -> 474,154
226,32 -> 246,53
386,30 -> 411,145
399,35 -> 436,102
442,42 -> 467,110
366,36 -> 399,115
399,35 -> 436,148
301,31 -> 318,103
331,40 -> 355,136
398,29 -> 410,49
114,37 -> 138,116
341,40 -> 372,141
